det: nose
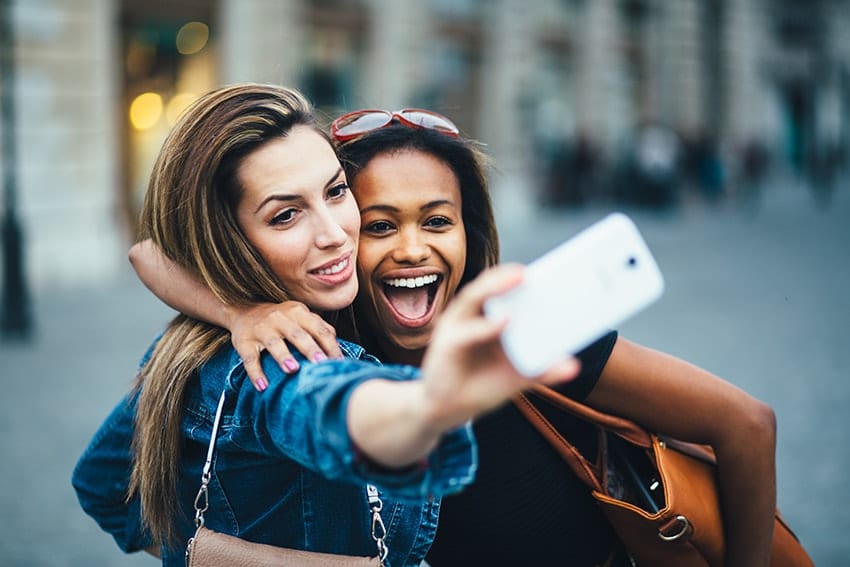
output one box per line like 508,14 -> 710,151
314,206 -> 349,249
392,228 -> 431,264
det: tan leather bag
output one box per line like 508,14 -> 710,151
186,525 -> 381,567
516,386 -> 814,567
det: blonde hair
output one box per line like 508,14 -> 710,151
129,83 -> 324,547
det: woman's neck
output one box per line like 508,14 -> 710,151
344,308 -> 426,366
377,337 -> 425,367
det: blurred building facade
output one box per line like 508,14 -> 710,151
2,0 -> 849,289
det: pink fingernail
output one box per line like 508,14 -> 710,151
256,378 -> 268,391
283,358 -> 299,372
313,353 -> 327,362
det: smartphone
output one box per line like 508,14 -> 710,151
607,434 -> 665,513
484,213 -> 664,376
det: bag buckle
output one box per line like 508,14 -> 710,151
658,515 -> 691,542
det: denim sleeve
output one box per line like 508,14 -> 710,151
224,354 -> 477,501
71,391 -> 151,553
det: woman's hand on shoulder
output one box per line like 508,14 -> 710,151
230,301 -> 342,391
419,264 -> 581,431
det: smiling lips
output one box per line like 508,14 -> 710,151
382,274 -> 440,324
310,254 -> 354,285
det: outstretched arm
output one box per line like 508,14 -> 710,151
129,240 -> 342,390
347,264 -> 581,468
588,339 -> 776,567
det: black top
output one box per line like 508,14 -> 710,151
426,331 -> 619,567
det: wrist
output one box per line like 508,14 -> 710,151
348,379 -> 444,467
219,302 -> 240,331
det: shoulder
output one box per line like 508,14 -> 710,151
211,339 -> 390,396
244,339 -> 382,385
577,330 -> 618,370
551,330 -> 618,401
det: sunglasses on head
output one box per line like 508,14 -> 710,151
330,108 -> 460,143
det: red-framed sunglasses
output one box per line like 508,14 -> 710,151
330,108 -> 460,142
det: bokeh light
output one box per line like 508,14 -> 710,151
166,93 -> 198,126
176,21 -> 209,55
129,92 -> 163,130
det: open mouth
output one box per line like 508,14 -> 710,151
381,274 -> 441,323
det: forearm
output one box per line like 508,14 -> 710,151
72,394 -> 153,553
346,379 -> 445,468
243,356 -> 475,497
129,239 -> 238,328
714,402 -> 776,567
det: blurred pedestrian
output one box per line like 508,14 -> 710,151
736,139 -> 770,211
626,123 -> 682,208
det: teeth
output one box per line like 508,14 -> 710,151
385,274 -> 438,288
315,258 -> 348,275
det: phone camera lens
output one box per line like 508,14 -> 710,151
627,256 -> 637,268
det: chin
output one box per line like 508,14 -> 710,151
314,289 -> 358,313
386,329 -> 432,353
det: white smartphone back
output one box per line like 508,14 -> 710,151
485,213 -> 664,376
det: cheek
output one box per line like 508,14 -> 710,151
444,233 -> 468,291
255,232 -> 304,285
356,239 -> 383,274
448,232 -> 468,270
340,200 -> 362,237
265,251 -> 297,286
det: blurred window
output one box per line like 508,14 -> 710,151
430,0 -> 483,20
119,0 -> 217,233
302,2 -> 368,116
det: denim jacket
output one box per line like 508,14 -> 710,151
72,339 -> 477,567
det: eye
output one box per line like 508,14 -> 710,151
363,220 -> 395,235
270,208 -> 298,226
425,216 -> 453,229
327,182 -> 349,200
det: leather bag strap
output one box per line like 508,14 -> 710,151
516,385 -> 718,486
514,383 -> 660,493
525,385 -> 653,448
514,393 -> 603,491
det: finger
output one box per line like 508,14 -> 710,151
308,323 -> 343,359
530,356 -> 582,387
450,316 -> 508,348
262,335 -> 301,373
451,264 -> 525,317
270,307 -> 341,361
288,318 -> 341,360
274,325 -> 330,364
240,346 -> 270,392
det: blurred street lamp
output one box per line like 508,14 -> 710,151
1,0 -> 32,340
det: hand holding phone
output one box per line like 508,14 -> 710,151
484,213 -> 664,376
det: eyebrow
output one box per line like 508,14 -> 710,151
360,199 -> 456,215
254,168 -> 344,213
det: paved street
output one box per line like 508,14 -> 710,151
1,175 -> 848,566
